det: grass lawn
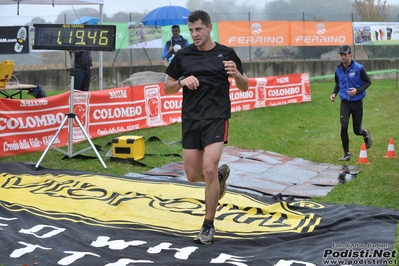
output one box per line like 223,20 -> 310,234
3,79 -> 399,208
1,79 -> 398,262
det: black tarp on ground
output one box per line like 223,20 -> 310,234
0,162 -> 398,266
138,146 -> 361,198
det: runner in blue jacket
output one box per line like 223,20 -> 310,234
330,45 -> 372,161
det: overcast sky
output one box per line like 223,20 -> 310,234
1,0 -> 399,20
0,0 -> 263,18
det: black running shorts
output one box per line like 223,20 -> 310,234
182,119 -> 229,150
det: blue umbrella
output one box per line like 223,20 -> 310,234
141,5 -> 190,27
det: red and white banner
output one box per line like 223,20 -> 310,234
230,72 -> 311,111
0,73 -> 310,157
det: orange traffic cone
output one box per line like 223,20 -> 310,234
384,138 -> 397,158
357,143 -> 370,164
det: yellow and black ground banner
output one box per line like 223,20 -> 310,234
1,162 -> 398,265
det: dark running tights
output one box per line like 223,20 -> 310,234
340,100 -> 366,154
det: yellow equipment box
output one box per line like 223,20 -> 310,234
111,135 -> 145,160
0,60 -> 15,88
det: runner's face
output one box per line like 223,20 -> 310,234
188,20 -> 211,50
340,53 -> 351,65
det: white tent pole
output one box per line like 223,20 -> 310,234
99,3 -> 103,90
3,0 -> 105,89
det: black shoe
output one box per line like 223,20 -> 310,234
363,129 -> 372,149
194,225 -> 215,245
339,153 -> 351,161
218,164 -> 230,200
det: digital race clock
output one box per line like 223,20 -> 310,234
32,24 -> 116,51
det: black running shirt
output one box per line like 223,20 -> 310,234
165,42 -> 244,121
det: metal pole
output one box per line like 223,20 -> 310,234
99,4 -> 104,90
68,52 -> 75,155
130,12 -> 133,65
34,52 -> 107,170
248,11 -> 251,62
352,13 -> 355,59
302,12 -> 305,60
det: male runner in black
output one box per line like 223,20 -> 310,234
164,10 -> 248,244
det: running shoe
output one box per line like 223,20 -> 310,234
339,153 -> 351,161
218,164 -> 230,200
364,129 -> 372,149
194,225 -> 215,245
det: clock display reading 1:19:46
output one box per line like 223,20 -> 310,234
57,27 -> 108,46
32,24 -> 116,51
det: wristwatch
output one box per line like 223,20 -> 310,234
178,76 -> 184,87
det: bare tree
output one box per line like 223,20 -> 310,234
353,0 -> 389,22
29,17 -> 46,26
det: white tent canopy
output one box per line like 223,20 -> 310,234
0,0 -> 106,90
0,0 -> 103,4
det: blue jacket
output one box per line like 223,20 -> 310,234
162,36 -> 189,60
334,60 -> 370,101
